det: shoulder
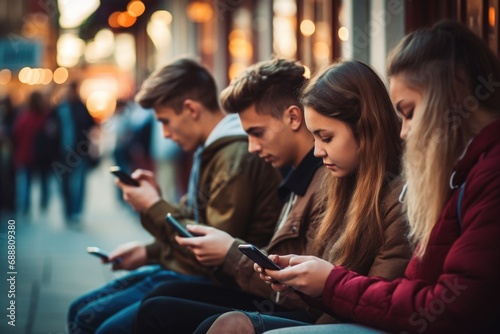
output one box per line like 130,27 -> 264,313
380,176 -> 405,221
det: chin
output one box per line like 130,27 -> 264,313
270,160 -> 283,168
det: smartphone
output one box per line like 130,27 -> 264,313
109,166 -> 140,187
165,213 -> 195,238
238,244 -> 282,270
87,247 -> 122,264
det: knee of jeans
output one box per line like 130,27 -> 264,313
95,320 -> 118,334
73,303 -> 102,331
136,297 -> 161,323
68,296 -> 92,324
208,311 -> 254,334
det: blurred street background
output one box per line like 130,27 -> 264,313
0,155 -> 153,334
1,0 -> 499,333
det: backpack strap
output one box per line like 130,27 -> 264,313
457,182 -> 466,234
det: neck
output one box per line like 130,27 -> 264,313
200,109 -> 225,144
291,128 -> 315,168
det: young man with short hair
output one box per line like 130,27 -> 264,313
67,58 -> 282,334
132,58 -> 328,333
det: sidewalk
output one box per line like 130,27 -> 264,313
0,158 -> 152,334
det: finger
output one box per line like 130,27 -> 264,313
288,255 -> 316,266
186,224 -> 210,235
265,265 -> 300,285
270,282 -> 288,292
132,169 -> 155,182
254,263 -> 263,273
175,235 -> 198,247
269,254 -> 298,268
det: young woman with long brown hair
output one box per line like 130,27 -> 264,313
195,59 -> 412,333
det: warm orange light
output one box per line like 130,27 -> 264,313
313,42 -> 329,59
229,29 -> 246,41
300,19 -> 315,36
86,91 -> 117,122
303,65 -> 311,79
109,11 -> 121,28
186,2 -> 213,23
489,6 -> 496,28
41,69 -> 53,85
0,69 -> 12,85
127,1 -> 145,18
338,26 -> 349,41
19,67 -> 32,84
229,63 -> 246,81
118,12 -> 137,28
53,67 -> 69,84
229,39 -> 253,59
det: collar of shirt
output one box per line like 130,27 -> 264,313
278,149 -> 323,202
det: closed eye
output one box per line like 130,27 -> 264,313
401,108 -> 414,120
249,130 -> 264,138
321,137 -> 332,143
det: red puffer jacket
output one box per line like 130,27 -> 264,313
321,119 -> 500,333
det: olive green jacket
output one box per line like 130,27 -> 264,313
140,135 -> 282,279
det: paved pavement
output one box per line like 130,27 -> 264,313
0,158 -> 153,334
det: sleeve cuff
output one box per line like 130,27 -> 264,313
222,239 -> 246,275
145,240 -> 162,262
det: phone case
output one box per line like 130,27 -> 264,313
87,246 -> 110,261
109,166 -> 140,186
238,244 -> 281,270
165,213 -> 194,238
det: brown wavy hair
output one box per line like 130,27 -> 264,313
302,60 -> 402,270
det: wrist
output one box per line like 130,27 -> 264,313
144,196 -> 162,212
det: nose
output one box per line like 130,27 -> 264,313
313,142 -> 326,158
162,125 -> 172,139
248,137 -> 262,153
400,119 -> 410,140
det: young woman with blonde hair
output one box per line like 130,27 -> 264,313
207,20 -> 500,334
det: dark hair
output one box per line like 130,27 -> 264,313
220,58 -> 307,118
135,57 -> 220,113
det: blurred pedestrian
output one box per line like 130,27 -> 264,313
0,95 -> 18,215
55,82 -> 96,223
12,91 -> 49,215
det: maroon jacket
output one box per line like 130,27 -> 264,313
320,119 -> 500,333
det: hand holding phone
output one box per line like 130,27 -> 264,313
238,244 -> 281,270
87,247 -> 122,264
165,213 -> 195,238
109,166 -> 140,187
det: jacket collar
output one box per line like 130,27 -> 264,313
278,149 -> 322,201
451,118 -> 500,188
204,114 -> 246,148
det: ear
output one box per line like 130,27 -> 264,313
284,105 -> 303,131
183,99 -> 201,120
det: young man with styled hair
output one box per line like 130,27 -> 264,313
132,58 -> 329,333
67,57 -> 282,334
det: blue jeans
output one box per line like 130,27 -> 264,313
241,313 -> 387,334
264,324 -> 388,333
67,266 -> 210,334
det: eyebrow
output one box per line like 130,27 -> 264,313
245,126 -> 262,134
312,129 -> 326,135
